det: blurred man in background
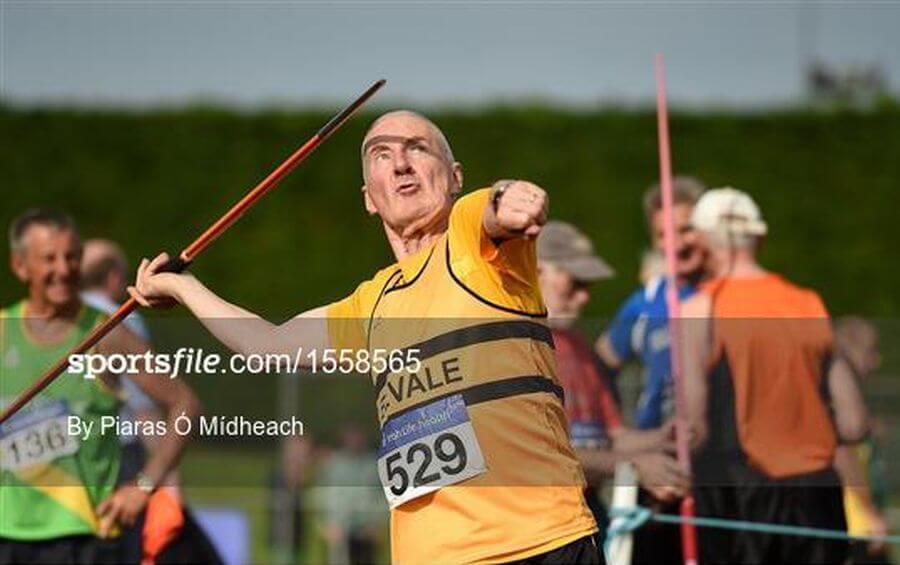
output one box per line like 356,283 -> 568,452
537,221 -> 688,542
0,210 -> 200,563
81,238 -> 169,562
81,237 -> 223,564
82,239 -> 150,341
834,317 -> 892,564
682,188 -> 865,564
594,176 -> 707,564
269,434 -> 316,564
82,239 -> 156,485
317,424 -> 384,565
637,250 -> 664,286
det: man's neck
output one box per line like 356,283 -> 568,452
22,295 -> 81,345
713,250 -> 766,278
385,218 -> 449,261
25,295 -> 80,321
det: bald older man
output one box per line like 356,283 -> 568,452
130,111 -> 601,564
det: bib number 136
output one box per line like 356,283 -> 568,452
377,395 -> 486,508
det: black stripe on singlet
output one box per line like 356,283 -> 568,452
384,246 -> 434,294
444,240 -> 548,318
383,375 -> 564,425
372,319 -> 555,397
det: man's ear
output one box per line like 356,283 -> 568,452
362,185 -> 378,216
10,253 -> 28,284
450,162 -> 464,197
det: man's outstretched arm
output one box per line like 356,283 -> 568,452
128,253 -> 330,362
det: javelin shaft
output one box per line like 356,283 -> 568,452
0,79 -> 386,426
181,78 -> 386,263
0,298 -> 139,425
655,54 -> 699,565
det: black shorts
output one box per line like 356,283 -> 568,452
0,535 -> 120,565
631,489 -> 684,565
508,534 -> 604,565
693,463 -> 848,564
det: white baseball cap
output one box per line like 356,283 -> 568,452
690,187 -> 768,236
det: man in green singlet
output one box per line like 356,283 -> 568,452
0,209 -> 200,564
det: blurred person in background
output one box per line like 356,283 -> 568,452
638,250 -> 664,286
594,176 -> 707,564
0,210 -> 200,563
81,239 -> 156,486
834,317 -> 892,565
80,237 -> 222,564
682,188 -> 865,564
82,238 -> 168,562
317,424 -> 384,565
537,221 -> 689,541
81,239 -> 220,564
269,434 -> 316,564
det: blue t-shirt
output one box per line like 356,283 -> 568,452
606,276 -> 696,429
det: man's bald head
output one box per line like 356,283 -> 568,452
358,110 -> 464,243
361,110 -> 454,178
82,238 -> 130,301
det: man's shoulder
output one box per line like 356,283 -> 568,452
330,263 -> 402,317
82,291 -> 150,340
772,275 -> 827,315
681,291 -> 712,318
616,280 -> 660,314
362,263 -> 403,293
450,188 -> 491,220
78,300 -> 111,323
0,300 -> 25,318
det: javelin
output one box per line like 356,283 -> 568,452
655,55 -> 699,565
0,79 -> 386,426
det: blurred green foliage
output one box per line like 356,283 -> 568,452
2,104 -> 898,317
3,105 -> 899,561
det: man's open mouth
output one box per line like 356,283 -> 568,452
395,181 -> 420,195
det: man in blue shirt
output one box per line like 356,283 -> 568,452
596,177 -> 706,564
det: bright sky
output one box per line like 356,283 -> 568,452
2,1 -> 898,108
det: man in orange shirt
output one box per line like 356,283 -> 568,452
130,110 -> 601,563
682,187 -> 867,563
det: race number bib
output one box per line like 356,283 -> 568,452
0,400 -> 79,471
377,394 -> 486,508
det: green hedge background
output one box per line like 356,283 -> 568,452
2,105 -> 899,318
3,105 -> 899,562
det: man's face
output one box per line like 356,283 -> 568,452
361,114 -> 462,233
650,203 -> 705,278
538,262 -> 591,326
10,225 -> 82,308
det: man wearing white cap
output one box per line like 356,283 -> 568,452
681,187 -> 865,564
